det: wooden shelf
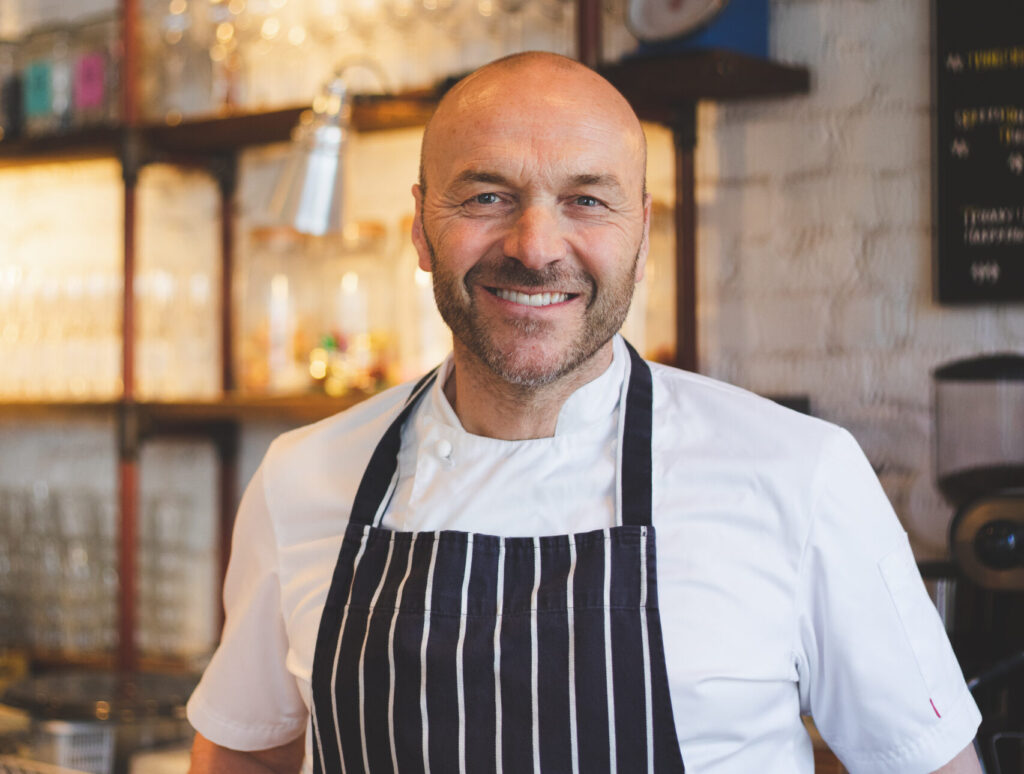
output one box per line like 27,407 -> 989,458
26,650 -> 200,676
140,391 -> 376,426
0,391 -> 376,426
0,96 -> 438,165
0,400 -> 121,420
0,51 -> 809,164
0,125 -> 122,165
601,50 -> 810,115
142,92 -> 440,155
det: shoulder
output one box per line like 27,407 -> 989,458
259,381 -> 418,517
645,360 -> 866,554
647,360 -> 845,462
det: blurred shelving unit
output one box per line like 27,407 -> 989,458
0,0 -> 809,675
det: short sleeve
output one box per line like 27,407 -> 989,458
186,462 -> 309,750
795,428 -> 981,774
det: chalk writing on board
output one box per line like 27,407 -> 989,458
934,0 -> 1024,303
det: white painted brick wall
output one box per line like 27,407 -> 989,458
696,0 -> 1024,558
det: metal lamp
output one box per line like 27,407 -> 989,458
269,64 -> 383,236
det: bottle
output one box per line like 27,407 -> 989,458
0,39 -> 22,140
72,14 -> 120,128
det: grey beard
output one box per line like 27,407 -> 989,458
423,229 -> 639,389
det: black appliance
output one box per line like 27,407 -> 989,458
934,354 -> 1024,773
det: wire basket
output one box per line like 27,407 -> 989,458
0,754 -> 91,773
30,721 -> 113,774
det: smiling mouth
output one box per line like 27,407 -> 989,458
489,288 -> 575,307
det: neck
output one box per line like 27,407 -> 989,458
444,341 -> 614,440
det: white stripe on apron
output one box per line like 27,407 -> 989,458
388,533 -> 419,772
640,526 -> 655,774
494,537 -> 506,774
603,528 -> 617,773
359,532 -> 396,773
567,534 -> 580,774
456,535 -> 474,774
311,691 -> 326,769
420,535 -> 441,774
531,536 -> 542,773
329,524 -> 371,774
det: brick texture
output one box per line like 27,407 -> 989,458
696,0 -> 1024,557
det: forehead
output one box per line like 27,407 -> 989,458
424,77 -> 645,189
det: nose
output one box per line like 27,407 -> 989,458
502,204 -> 567,269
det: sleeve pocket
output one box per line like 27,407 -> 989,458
878,534 -> 964,718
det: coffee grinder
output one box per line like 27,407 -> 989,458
934,354 -> 1024,772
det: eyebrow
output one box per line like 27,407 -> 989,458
453,170 -> 512,186
452,170 -> 626,191
569,173 -> 624,190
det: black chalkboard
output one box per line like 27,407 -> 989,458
935,0 -> 1024,303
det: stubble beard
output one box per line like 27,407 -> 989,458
423,229 -> 640,389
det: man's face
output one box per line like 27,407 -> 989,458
412,63 -> 651,388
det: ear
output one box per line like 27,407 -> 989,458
634,192 -> 652,283
411,184 -> 432,273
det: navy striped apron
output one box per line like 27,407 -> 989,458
310,342 -> 685,773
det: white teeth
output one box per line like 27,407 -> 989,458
494,289 -> 569,307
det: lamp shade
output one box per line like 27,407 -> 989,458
268,76 -> 352,236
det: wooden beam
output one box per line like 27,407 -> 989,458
672,105 -> 698,372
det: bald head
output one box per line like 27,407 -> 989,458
419,52 -> 647,199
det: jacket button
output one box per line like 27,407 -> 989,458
435,439 -> 453,461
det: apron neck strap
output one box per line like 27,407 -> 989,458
348,367 -> 440,526
348,341 -> 654,528
619,339 -> 654,527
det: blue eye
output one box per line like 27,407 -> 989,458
472,193 -> 500,205
575,196 -> 601,207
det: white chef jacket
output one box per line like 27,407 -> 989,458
187,335 -> 981,774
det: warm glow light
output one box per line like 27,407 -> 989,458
414,268 -> 431,287
287,25 -> 307,45
341,272 -> 360,294
228,0 -> 246,13
216,22 -> 235,41
309,348 -> 329,379
209,43 -> 227,62
261,16 -> 281,39
169,0 -> 188,14
271,274 -> 289,298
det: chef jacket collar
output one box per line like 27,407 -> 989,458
427,334 -> 629,438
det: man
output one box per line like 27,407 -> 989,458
188,53 -> 983,773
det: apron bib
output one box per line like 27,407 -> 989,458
310,342 -> 685,773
